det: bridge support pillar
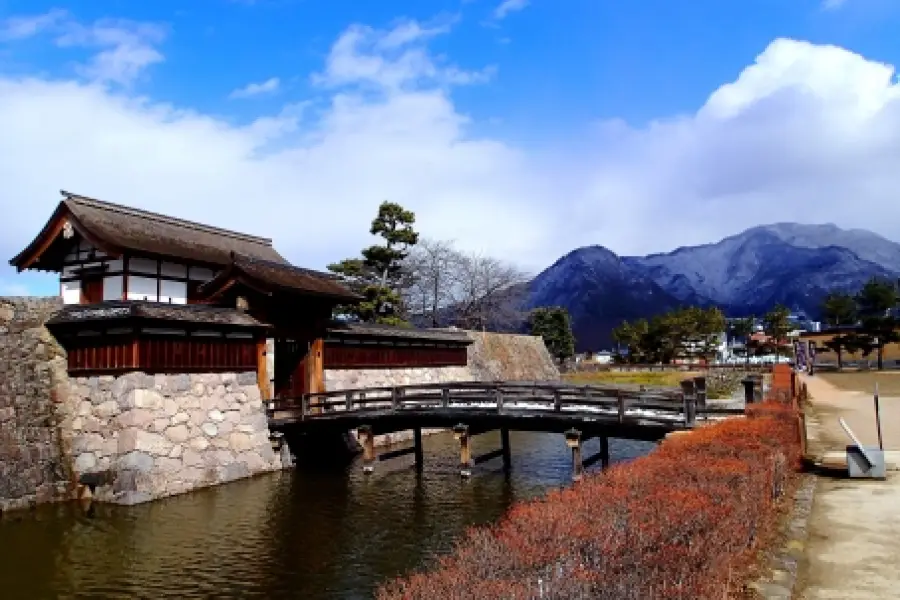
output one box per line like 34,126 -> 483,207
565,428 -> 583,482
501,427 -> 511,472
358,425 -> 375,473
600,436 -> 610,470
414,427 -> 424,473
453,424 -> 472,477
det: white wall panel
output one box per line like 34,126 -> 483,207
127,276 -> 158,301
160,280 -> 187,304
62,281 -> 81,304
103,276 -> 123,301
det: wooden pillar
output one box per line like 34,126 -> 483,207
307,337 -> 325,395
358,425 -> 375,473
680,379 -> 697,427
600,436 -> 610,470
565,428 -> 583,481
256,335 -> 270,401
742,377 -> 756,404
414,427 -> 424,473
692,376 -> 707,409
453,424 -> 471,477
501,427 -> 511,472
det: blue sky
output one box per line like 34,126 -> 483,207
3,0 -> 900,296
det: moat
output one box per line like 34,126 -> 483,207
0,431 -> 653,599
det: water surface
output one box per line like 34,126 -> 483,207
0,431 -> 654,599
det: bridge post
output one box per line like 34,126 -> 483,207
600,436 -> 610,470
453,424 -> 472,477
680,379 -> 697,428
693,376 -> 707,409
616,391 -> 625,424
414,427 -> 424,473
565,428 -> 583,481
742,377 -> 756,404
501,427 -> 511,472
358,425 -> 375,473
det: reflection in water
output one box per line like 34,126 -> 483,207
0,431 -> 654,599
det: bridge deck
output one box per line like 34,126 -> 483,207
268,381 -> 706,440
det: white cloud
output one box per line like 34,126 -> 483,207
230,77 -> 281,98
493,0 -> 529,20
313,20 -> 495,91
822,0 -> 847,10
0,11 -> 165,85
3,13 -> 900,296
0,9 -> 67,41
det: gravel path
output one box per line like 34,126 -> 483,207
797,374 -> 900,600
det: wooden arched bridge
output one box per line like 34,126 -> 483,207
268,378 -> 744,479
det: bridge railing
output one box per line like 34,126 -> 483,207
268,380 -> 726,428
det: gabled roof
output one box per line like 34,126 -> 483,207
199,252 -> 361,303
10,191 -> 286,271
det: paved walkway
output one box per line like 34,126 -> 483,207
797,374 -> 900,599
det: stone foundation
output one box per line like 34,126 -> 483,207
65,371 -> 282,505
0,297 -> 73,512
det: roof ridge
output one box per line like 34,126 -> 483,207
233,252 -> 343,280
61,190 -> 274,247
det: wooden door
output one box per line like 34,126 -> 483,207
80,277 -> 103,305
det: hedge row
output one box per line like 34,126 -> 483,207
378,403 -> 801,600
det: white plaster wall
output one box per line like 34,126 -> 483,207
127,276 -> 157,301
160,280 -> 187,304
103,276 -> 123,301
61,281 -> 81,304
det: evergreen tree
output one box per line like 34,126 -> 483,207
762,305 -> 792,358
328,201 -> 419,325
855,277 -> 899,370
528,307 -> 576,363
821,292 -> 857,370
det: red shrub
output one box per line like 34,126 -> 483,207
377,402 -> 801,600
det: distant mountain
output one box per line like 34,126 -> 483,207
528,223 -> 900,351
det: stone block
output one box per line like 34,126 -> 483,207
165,425 -> 189,444
201,422 -> 218,437
228,432 -> 254,452
130,389 -> 164,411
74,452 -> 97,472
207,409 -> 225,423
218,462 -> 250,483
237,372 -> 256,386
168,445 -> 183,459
95,400 -> 119,419
182,449 -> 204,467
72,433 -> 104,455
171,411 -> 190,425
118,429 -> 171,456
151,418 -> 170,433
117,409 -> 155,429
189,437 -> 210,451
118,451 -> 154,473
163,397 -> 179,418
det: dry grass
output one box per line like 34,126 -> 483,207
563,370 -> 699,388
817,371 -> 900,396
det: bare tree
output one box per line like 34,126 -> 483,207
450,252 -> 531,332
402,240 -> 531,331
404,238 -> 463,327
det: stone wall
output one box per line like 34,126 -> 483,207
0,297 -> 73,512
1,296 -> 283,511
65,371 -> 282,505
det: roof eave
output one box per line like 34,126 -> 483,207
9,200 -> 123,271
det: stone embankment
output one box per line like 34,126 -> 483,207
66,372 -> 281,505
0,297 -> 73,512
